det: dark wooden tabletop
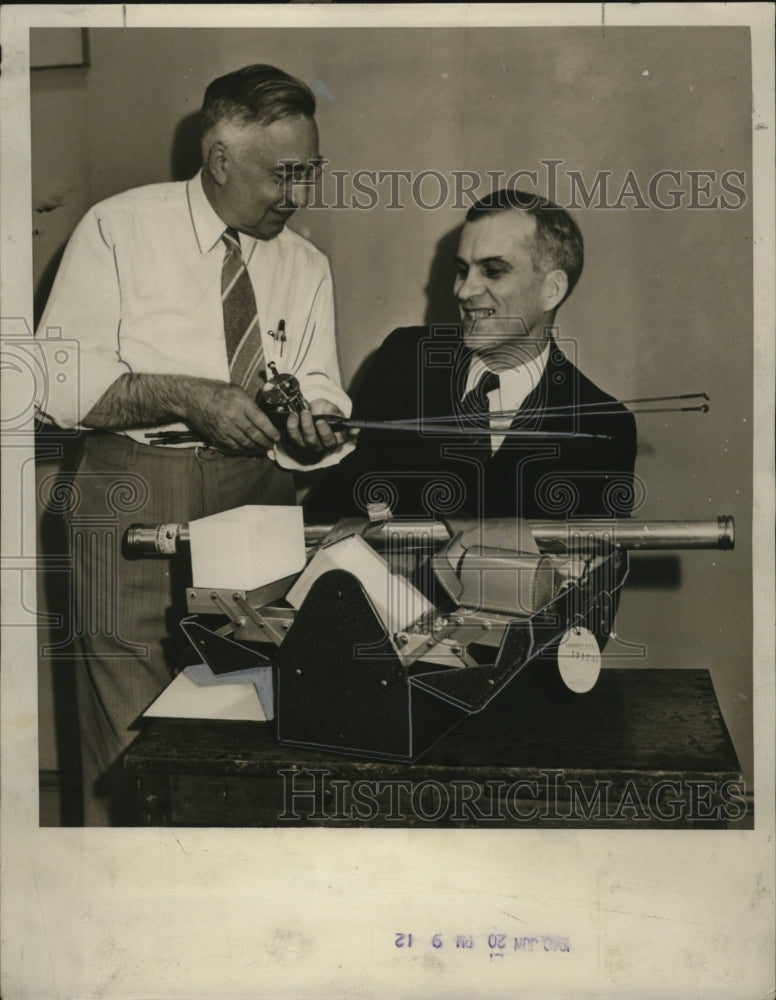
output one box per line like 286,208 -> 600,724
124,668 -> 744,827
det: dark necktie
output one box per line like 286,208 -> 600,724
461,369 -> 500,416
221,227 -> 265,397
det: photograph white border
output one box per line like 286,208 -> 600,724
1,4 -> 774,998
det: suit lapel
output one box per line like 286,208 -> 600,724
421,339 -> 476,420
509,344 -> 577,433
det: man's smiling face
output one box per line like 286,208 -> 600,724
454,209 -> 563,362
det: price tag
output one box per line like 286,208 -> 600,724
556,626 -> 601,693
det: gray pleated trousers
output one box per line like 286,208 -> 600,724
68,433 -> 295,825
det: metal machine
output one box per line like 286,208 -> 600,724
126,509 -> 735,762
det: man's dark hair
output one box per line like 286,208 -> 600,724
200,64 -> 316,137
466,189 -> 584,303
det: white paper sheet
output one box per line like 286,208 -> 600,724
143,667 -> 267,722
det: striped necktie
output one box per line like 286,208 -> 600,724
221,227 -> 266,396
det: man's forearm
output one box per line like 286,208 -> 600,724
82,372 -> 282,455
82,372 -> 217,430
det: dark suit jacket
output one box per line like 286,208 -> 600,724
308,327 -> 637,521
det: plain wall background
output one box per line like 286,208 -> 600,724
31,26 -> 753,792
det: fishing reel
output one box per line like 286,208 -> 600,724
145,362 -> 311,446
257,361 -> 310,429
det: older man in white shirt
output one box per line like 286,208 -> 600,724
35,64 -> 353,825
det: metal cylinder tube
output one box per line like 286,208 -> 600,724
125,516 -> 734,558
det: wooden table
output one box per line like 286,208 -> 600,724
124,668 -> 746,828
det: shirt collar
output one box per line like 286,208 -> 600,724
186,170 -> 258,260
465,341 -> 551,396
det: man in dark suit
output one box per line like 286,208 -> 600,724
309,189 -> 637,522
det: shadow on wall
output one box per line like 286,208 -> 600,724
423,224 -> 463,330
171,111 -> 202,182
347,224 -> 464,403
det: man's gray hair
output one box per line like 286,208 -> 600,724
200,64 -> 316,137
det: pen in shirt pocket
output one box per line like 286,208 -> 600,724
268,319 -> 287,359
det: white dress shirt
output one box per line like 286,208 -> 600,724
34,171 -> 352,468
464,344 -> 550,454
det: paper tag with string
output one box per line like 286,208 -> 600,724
556,624 -> 601,693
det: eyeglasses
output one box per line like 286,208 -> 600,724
268,158 -> 326,189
